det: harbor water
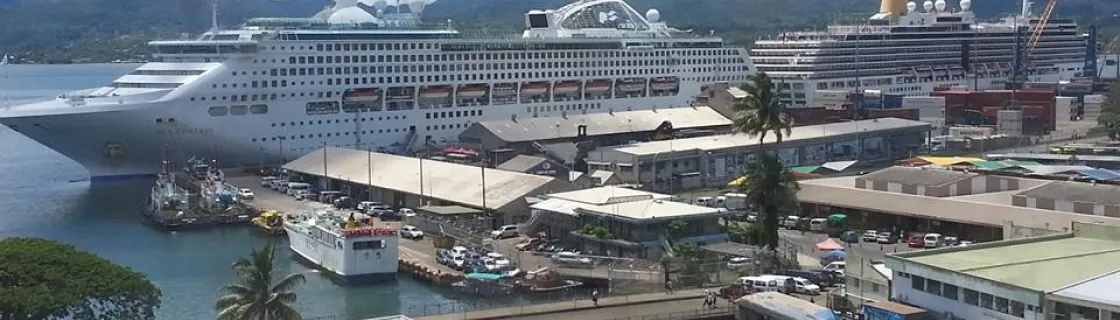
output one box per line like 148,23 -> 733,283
0,64 -> 465,319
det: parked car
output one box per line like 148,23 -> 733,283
744,213 -> 759,223
727,257 -> 752,269
876,231 -> 898,244
823,261 -> 846,276
957,240 -> 974,247
551,252 -> 593,266
332,196 -> 354,209
839,230 -> 860,243
923,233 -> 944,248
907,233 -> 926,248
783,269 -> 833,287
763,276 -> 821,295
379,210 -> 402,221
294,190 -> 315,201
516,238 -> 546,251
260,176 -> 279,187
398,208 -> 417,217
490,225 -> 519,239
356,201 -> 380,212
399,225 -> 423,239
944,236 -> 960,246
237,188 -> 254,200
782,216 -> 800,230
861,230 -> 879,242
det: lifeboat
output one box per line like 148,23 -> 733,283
420,86 -> 451,99
618,80 -> 646,92
387,87 -> 415,101
650,77 -> 679,91
553,81 -> 581,94
457,84 -> 489,98
343,88 -> 381,103
585,80 -> 612,93
520,82 -> 550,95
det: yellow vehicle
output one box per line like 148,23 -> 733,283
251,210 -> 285,236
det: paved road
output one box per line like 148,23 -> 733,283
508,298 -> 727,320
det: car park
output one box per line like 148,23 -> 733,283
399,226 -> 423,239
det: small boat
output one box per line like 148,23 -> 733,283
618,79 -> 646,92
451,273 -> 515,297
553,81 -> 581,94
520,82 -> 550,95
585,80 -> 612,93
420,86 -> 451,99
387,87 -> 415,101
650,77 -> 679,91
457,84 -> 489,98
343,88 -> 381,103
252,210 -> 286,235
518,267 -> 584,293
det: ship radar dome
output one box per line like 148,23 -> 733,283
645,9 -> 660,23
922,0 -> 934,12
328,6 -> 378,23
934,0 -> 946,12
960,0 -> 972,11
906,1 -> 917,13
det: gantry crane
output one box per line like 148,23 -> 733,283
1026,0 -> 1059,53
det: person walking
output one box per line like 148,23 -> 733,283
591,289 -> 600,307
702,289 -> 711,308
665,280 -> 674,294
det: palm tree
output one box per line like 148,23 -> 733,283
216,244 -> 306,320
732,72 -> 793,146
739,152 -> 800,250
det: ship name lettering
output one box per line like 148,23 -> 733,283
158,128 -> 214,135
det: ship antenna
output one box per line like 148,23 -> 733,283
209,0 -> 220,31
1,53 -> 8,108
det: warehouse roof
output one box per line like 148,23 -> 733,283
1051,269 -> 1120,307
283,147 -> 563,210
859,167 -> 975,187
894,230 -> 1120,291
1017,180 -> 1120,206
464,106 -> 730,143
608,118 -> 931,156
532,188 -> 722,222
496,155 -> 550,173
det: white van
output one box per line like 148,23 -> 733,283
260,176 -> 279,187
809,218 -> 828,232
783,216 -> 800,229
824,261 -> 846,276
738,276 -> 791,293
695,196 -> 714,207
269,179 -> 288,190
766,276 -> 821,295
923,233 -> 944,248
286,182 -> 312,196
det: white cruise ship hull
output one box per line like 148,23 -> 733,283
285,224 -> 398,282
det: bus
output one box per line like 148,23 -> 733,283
735,292 -> 839,320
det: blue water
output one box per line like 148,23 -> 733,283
0,64 -> 462,319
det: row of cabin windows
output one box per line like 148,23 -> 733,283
252,127 -> 413,143
270,115 -> 408,127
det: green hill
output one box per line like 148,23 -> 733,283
0,0 -> 1117,63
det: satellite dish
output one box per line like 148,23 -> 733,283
906,1 -> 917,13
923,0 -> 934,12
960,0 -> 972,11
934,0 -> 946,12
407,0 -> 425,14
645,8 -> 660,23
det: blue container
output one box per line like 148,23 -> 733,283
883,94 -> 904,108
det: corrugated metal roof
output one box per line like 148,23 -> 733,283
495,155 -> 548,173
544,186 -> 671,205
1075,168 -> 1120,181
469,106 -> 731,143
282,147 -> 562,210
1022,165 -> 1095,176
859,166 -> 974,187
1051,269 -> 1120,307
1017,180 -> 1120,206
608,118 -> 931,156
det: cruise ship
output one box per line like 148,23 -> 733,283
0,0 -> 753,180
751,0 -> 1089,107
284,208 -> 400,282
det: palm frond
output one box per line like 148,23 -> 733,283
270,273 -> 307,293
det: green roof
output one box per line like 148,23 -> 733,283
971,161 -> 1011,170
1003,160 -> 1044,167
791,166 -> 821,174
906,237 -> 1120,291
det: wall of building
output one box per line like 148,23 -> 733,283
1044,297 -> 1120,320
1012,195 -> 1120,217
888,260 -> 1044,320
856,175 -> 1021,197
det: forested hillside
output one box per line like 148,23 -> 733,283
0,0 -> 1117,63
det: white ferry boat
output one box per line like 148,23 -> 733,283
284,209 -> 399,282
0,0 -> 752,180
751,0 -> 1089,107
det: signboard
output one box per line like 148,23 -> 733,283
863,305 -> 905,320
531,161 -> 560,176
949,126 -> 993,139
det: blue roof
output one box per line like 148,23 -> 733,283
466,273 -> 503,280
1075,169 -> 1120,181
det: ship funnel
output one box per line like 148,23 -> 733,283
879,0 -> 906,22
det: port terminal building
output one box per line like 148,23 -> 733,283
458,106 -> 732,166
886,222 -> 1120,320
584,117 -> 932,192
282,147 -> 575,225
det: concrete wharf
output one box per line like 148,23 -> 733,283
413,288 -> 731,320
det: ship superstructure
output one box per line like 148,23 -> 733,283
751,0 -> 1087,107
0,0 -> 752,179
284,208 -> 399,281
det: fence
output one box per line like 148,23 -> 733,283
405,213 -> 490,248
606,306 -> 735,320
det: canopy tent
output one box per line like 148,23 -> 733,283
826,214 -> 847,224
820,250 -> 846,262
820,160 -> 858,172
815,238 -> 844,251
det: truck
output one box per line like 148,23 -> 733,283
722,193 -> 748,210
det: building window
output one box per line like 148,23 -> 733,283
995,297 -> 1010,315
979,293 -> 994,310
941,283 -> 958,301
1011,301 -> 1026,318
926,279 -> 942,295
963,289 -> 979,306
911,276 -> 925,291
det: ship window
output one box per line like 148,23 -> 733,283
208,106 -> 228,116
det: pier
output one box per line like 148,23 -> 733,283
413,289 -> 732,320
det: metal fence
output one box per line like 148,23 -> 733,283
405,213 -> 491,247
606,306 -> 735,320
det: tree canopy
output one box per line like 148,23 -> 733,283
1098,82 -> 1120,140
0,237 -> 162,320
738,152 -> 800,249
216,244 -> 305,320
733,72 -> 793,145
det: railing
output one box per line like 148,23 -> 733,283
606,306 -> 735,320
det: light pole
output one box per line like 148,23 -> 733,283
276,136 -> 286,165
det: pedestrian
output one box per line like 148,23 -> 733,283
665,280 -> 674,294
591,289 -> 600,307
703,289 -> 711,307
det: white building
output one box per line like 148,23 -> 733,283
885,222 -> 1120,320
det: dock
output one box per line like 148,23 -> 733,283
413,289 -> 731,320
140,169 -> 257,230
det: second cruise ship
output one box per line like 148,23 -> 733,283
751,0 -> 1089,107
0,0 -> 753,179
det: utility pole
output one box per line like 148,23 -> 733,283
322,141 -> 328,190
368,143 -> 373,202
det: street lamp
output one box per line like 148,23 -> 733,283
275,136 -> 286,165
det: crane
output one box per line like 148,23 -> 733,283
1026,0 -> 1058,53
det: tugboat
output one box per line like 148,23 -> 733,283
252,210 -> 286,235
141,159 -> 197,229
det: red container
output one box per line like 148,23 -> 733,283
932,90 -> 1056,133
